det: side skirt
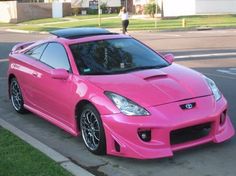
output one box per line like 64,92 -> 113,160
24,104 -> 79,136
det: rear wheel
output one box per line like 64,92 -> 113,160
79,104 -> 106,155
10,78 -> 26,113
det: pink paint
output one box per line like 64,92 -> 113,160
8,33 -> 235,159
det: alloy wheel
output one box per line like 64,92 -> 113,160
10,79 -> 23,111
80,109 -> 101,151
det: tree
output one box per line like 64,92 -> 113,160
144,3 -> 160,18
100,2 -> 108,14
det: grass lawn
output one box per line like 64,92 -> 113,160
0,127 -> 72,176
20,14 -> 118,25
0,22 -> 16,27
8,14 -> 236,32
21,18 -> 69,24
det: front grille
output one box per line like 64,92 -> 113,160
170,123 -> 211,145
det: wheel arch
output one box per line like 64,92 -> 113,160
75,99 -> 98,131
8,74 -> 16,99
75,99 -> 107,155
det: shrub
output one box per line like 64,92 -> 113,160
87,8 -> 98,15
72,8 -> 80,16
144,3 -> 160,18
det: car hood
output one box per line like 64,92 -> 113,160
85,64 -> 212,107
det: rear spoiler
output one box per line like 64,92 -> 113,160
11,41 -> 35,54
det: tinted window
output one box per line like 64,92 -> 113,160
25,43 -> 47,60
40,43 -> 70,70
70,38 -> 168,75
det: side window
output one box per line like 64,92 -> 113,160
25,43 -> 47,60
40,43 -> 70,71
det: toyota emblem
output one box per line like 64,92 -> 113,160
185,103 -> 193,109
180,102 -> 196,110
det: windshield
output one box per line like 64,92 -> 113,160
70,38 -> 169,75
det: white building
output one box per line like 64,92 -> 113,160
133,0 -> 149,6
70,0 -> 121,8
43,0 -> 121,8
133,0 -> 236,17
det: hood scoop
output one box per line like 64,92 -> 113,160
144,74 -> 168,81
133,69 -> 168,81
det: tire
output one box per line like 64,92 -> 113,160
79,104 -> 106,155
10,78 -> 26,114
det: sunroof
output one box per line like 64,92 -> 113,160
50,27 -> 114,39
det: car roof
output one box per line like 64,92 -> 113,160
50,27 -> 115,39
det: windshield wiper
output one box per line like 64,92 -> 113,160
81,65 -> 167,75
82,71 -> 112,75
121,65 -> 167,73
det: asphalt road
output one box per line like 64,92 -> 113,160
0,29 -> 236,176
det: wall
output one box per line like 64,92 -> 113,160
133,0 -> 148,5
121,0 -> 133,12
162,0 -> 196,17
196,0 -> 236,14
17,3 -> 52,22
105,0 -> 121,7
0,1 -> 17,23
0,2 -> 72,23
63,3 -> 72,16
72,0 -> 121,8
162,0 -> 236,17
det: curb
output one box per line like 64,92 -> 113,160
0,59 -> 9,62
5,29 -> 49,35
175,52 -> 236,59
0,118 -> 95,176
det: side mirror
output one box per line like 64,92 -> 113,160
51,69 -> 69,80
164,54 -> 175,64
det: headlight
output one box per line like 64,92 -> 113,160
105,92 -> 150,116
205,77 -> 221,101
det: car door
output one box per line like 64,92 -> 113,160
16,43 -> 48,108
30,42 -> 75,127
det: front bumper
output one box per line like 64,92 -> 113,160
102,95 -> 235,159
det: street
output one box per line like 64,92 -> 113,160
0,29 -> 236,176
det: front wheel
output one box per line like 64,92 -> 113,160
10,78 -> 26,113
79,104 -> 106,155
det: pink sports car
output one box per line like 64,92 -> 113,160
8,28 -> 235,159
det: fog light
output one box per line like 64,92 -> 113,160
138,129 -> 151,142
220,110 -> 227,125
